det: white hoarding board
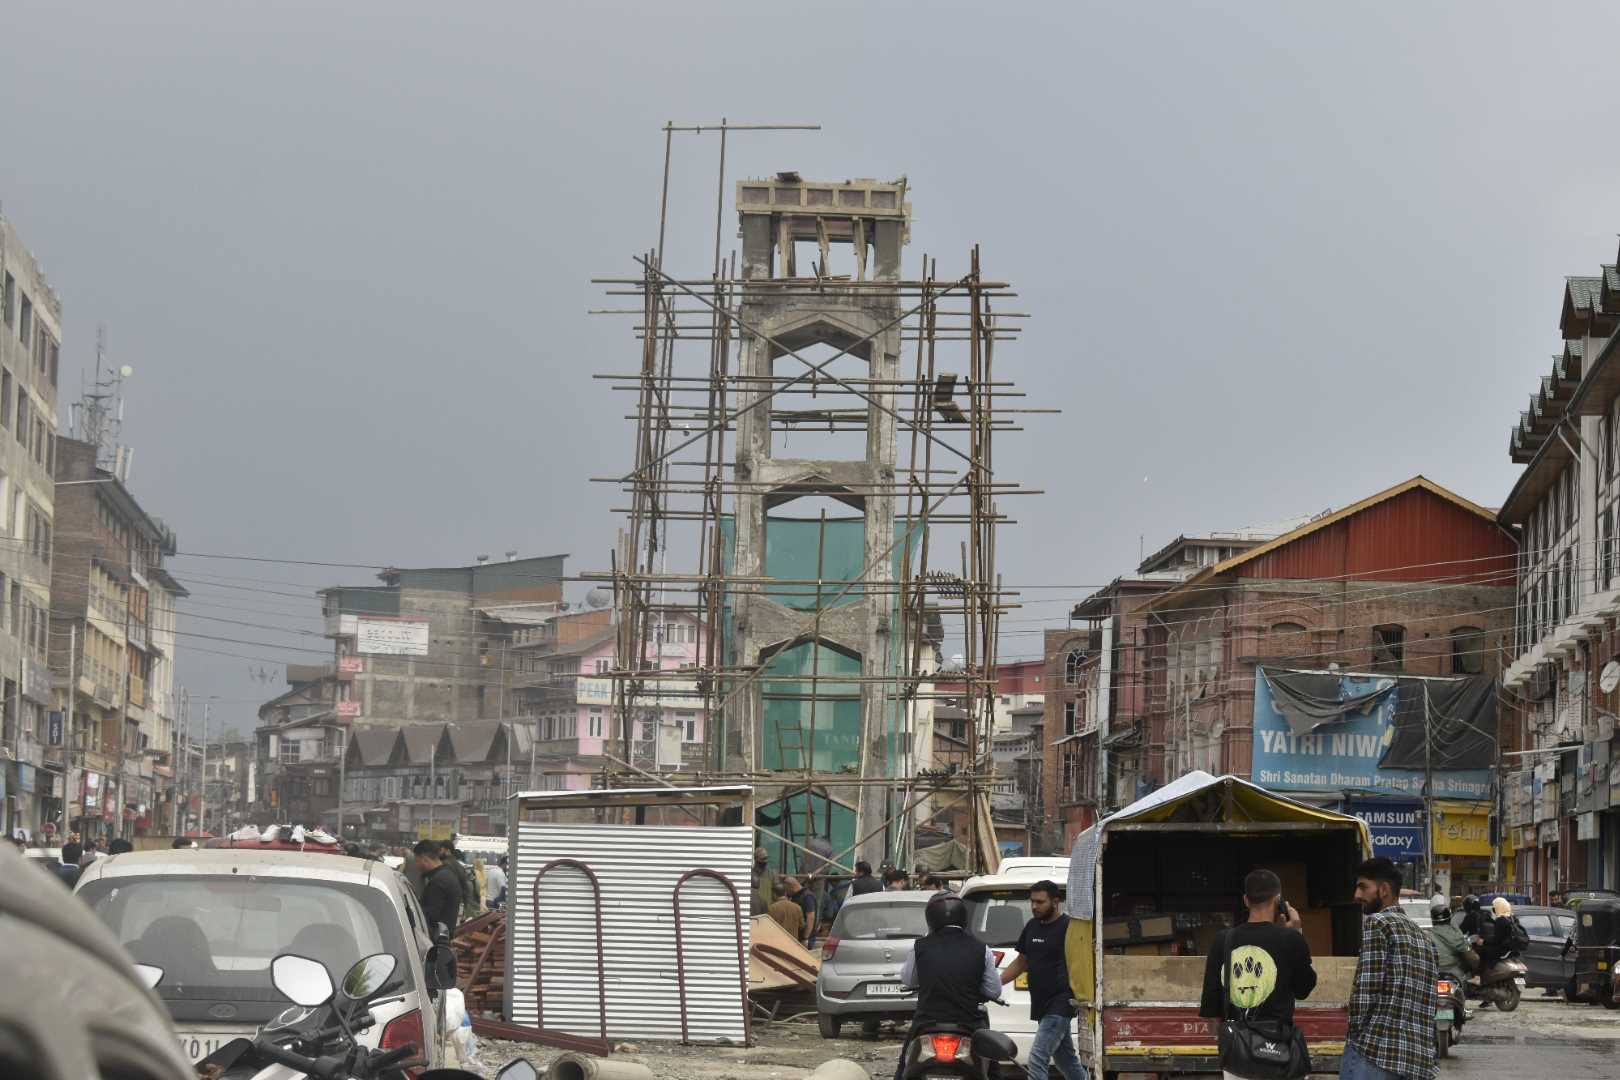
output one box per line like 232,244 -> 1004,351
356,618 -> 431,656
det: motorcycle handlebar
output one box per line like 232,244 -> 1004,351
368,1043 -> 417,1071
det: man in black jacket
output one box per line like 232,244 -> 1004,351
413,839 -> 462,938
896,892 -> 1000,1080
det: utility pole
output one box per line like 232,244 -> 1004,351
427,740 -> 436,840
1423,681 -> 1435,892
199,702 -> 210,837
335,720 -> 347,839
65,625 -> 77,841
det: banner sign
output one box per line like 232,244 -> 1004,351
1252,673 -> 1492,798
1345,798 -> 1425,861
356,617 -> 430,657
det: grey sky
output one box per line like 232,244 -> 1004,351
2,2 -> 1617,731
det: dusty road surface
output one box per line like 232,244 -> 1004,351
470,996 -> 1620,1079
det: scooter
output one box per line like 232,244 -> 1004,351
899,1017 -> 1020,1079
1434,976 -> 1466,1059
1467,957 -> 1528,1013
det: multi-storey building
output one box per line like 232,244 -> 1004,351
1499,244 -> 1620,898
254,664 -> 342,828
1039,526 -> 1299,850
318,554 -> 566,727
0,214 -> 61,840
1142,476 -> 1517,893
508,606 -> 708,787
49,435 -> 180,842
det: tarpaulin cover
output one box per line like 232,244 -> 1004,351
1065,771 -> 1368,919
912,837 -> 972,872
1261,669 -> 1395,735
1378,673 -> 1497,771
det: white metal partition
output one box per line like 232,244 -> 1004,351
508,821 -> 753,1044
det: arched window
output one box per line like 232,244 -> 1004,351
1065,648 -> 1083,685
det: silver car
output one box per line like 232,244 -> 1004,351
815,889 -> 933,1037
75,848 -> 446,1067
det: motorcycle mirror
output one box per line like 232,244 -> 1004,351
271,953 -> 335,1008
339,953 -> 398,1002
425,943 -> 458,991
132,963 -> 164,990
496,1061 -> 540,1080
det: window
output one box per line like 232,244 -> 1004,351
1065,648 -> 1083,685
46,337 -> 56,387
1,274 -> 12,327
1607,416 -> 1616,482
280,739 -> 300,765
594,659 -> 610,675
1371,625 -> 1405,671
1606,509 -> 1615,592
677,710 -> 698,742
1516,913 -> 1553,938
587,709 -> 603,738
1565,467 -> 1576,530
1063,700 -> 1077,736
13,389 -> 26,449
1451,626 -> 1486,675
17,294 -> 30,346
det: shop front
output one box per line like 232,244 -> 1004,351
1342,797 -> 1425,889
1431,800 -> 1494,896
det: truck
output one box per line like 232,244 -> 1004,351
1066,770 -> 1370,1079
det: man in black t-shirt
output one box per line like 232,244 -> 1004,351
1000,880 -> 1083,1080
1199,868 -> 1317,1080
850,860 -> 882,896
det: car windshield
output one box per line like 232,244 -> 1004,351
78,874 -> 405,1022
833,902 -> 928,940
1399,901 -> 1432,928
964,887 -> 1051,946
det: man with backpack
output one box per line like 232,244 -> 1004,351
1199,868 -> 1316,1080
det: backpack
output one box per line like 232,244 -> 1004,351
1507,917 -> 1530,954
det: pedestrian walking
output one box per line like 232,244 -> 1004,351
55,841 -> 83,890
998,880 -> 1085,1080
789,875 -> 819,945
751,846 -> 772,915
1199,868 -> 1316,1080
484,855 -> 508,910
850,860 -> 882,896
883,867 -> 910,891
413,838 -> 463,938
768,877 -> 805,942
1342,857 -> 1437,1080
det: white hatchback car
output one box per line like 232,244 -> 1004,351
75,848 -> 446,1067
959,858 -> 1074,1063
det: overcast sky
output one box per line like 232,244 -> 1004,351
3,2 -> 1619,733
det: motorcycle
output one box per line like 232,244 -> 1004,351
1467,957 -> 1528,1013
188,952 -> 424,1080
1434,976 -> 1466,1059
899,1018 -> 1020,1079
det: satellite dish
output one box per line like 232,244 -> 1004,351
118,364 -> 134,378
585,588 -> 613,610
1601,660 -> 1620,695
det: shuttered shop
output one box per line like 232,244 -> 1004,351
508,823 -> 752,1043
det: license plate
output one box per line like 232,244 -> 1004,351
866,982 -> 907,996
175,1032 -> 228,1062
1015,973 -> 1029,990
1436,1009 -> 1453,1020
1516,977 -> 1527,988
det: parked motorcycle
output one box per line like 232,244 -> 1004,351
1434,976 -> 1466,1059
899,1021 -> 1020,1079
189,952 -> 422,1080
1467,957 -> 1528,1012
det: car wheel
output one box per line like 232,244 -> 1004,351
818,1011 -> 842,1039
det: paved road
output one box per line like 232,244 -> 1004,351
1441,995 -> 1620,1078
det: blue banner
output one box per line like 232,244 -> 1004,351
1252,672 -> 1491,799
1345,797 -> 1425,861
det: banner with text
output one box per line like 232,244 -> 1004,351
1253,672 -> 1491,799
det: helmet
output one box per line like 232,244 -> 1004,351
1463,894 -> 1482,912
925,891 -> 969,933
0,845 -> 193,1078
1429,893 -> 1452,925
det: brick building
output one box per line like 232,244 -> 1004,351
1141,477 -> 1516,789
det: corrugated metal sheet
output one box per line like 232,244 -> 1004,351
1237,488 -> 1516,585
508,823 -> 752,1044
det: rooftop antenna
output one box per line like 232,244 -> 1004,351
74,325 -> 134,477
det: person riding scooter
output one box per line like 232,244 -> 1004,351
1475,897 -> 1528,970
895,891 -> 1002,1080
1427,894 -> 1476,1034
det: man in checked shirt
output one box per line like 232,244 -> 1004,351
1342,857 -> 1438,1080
